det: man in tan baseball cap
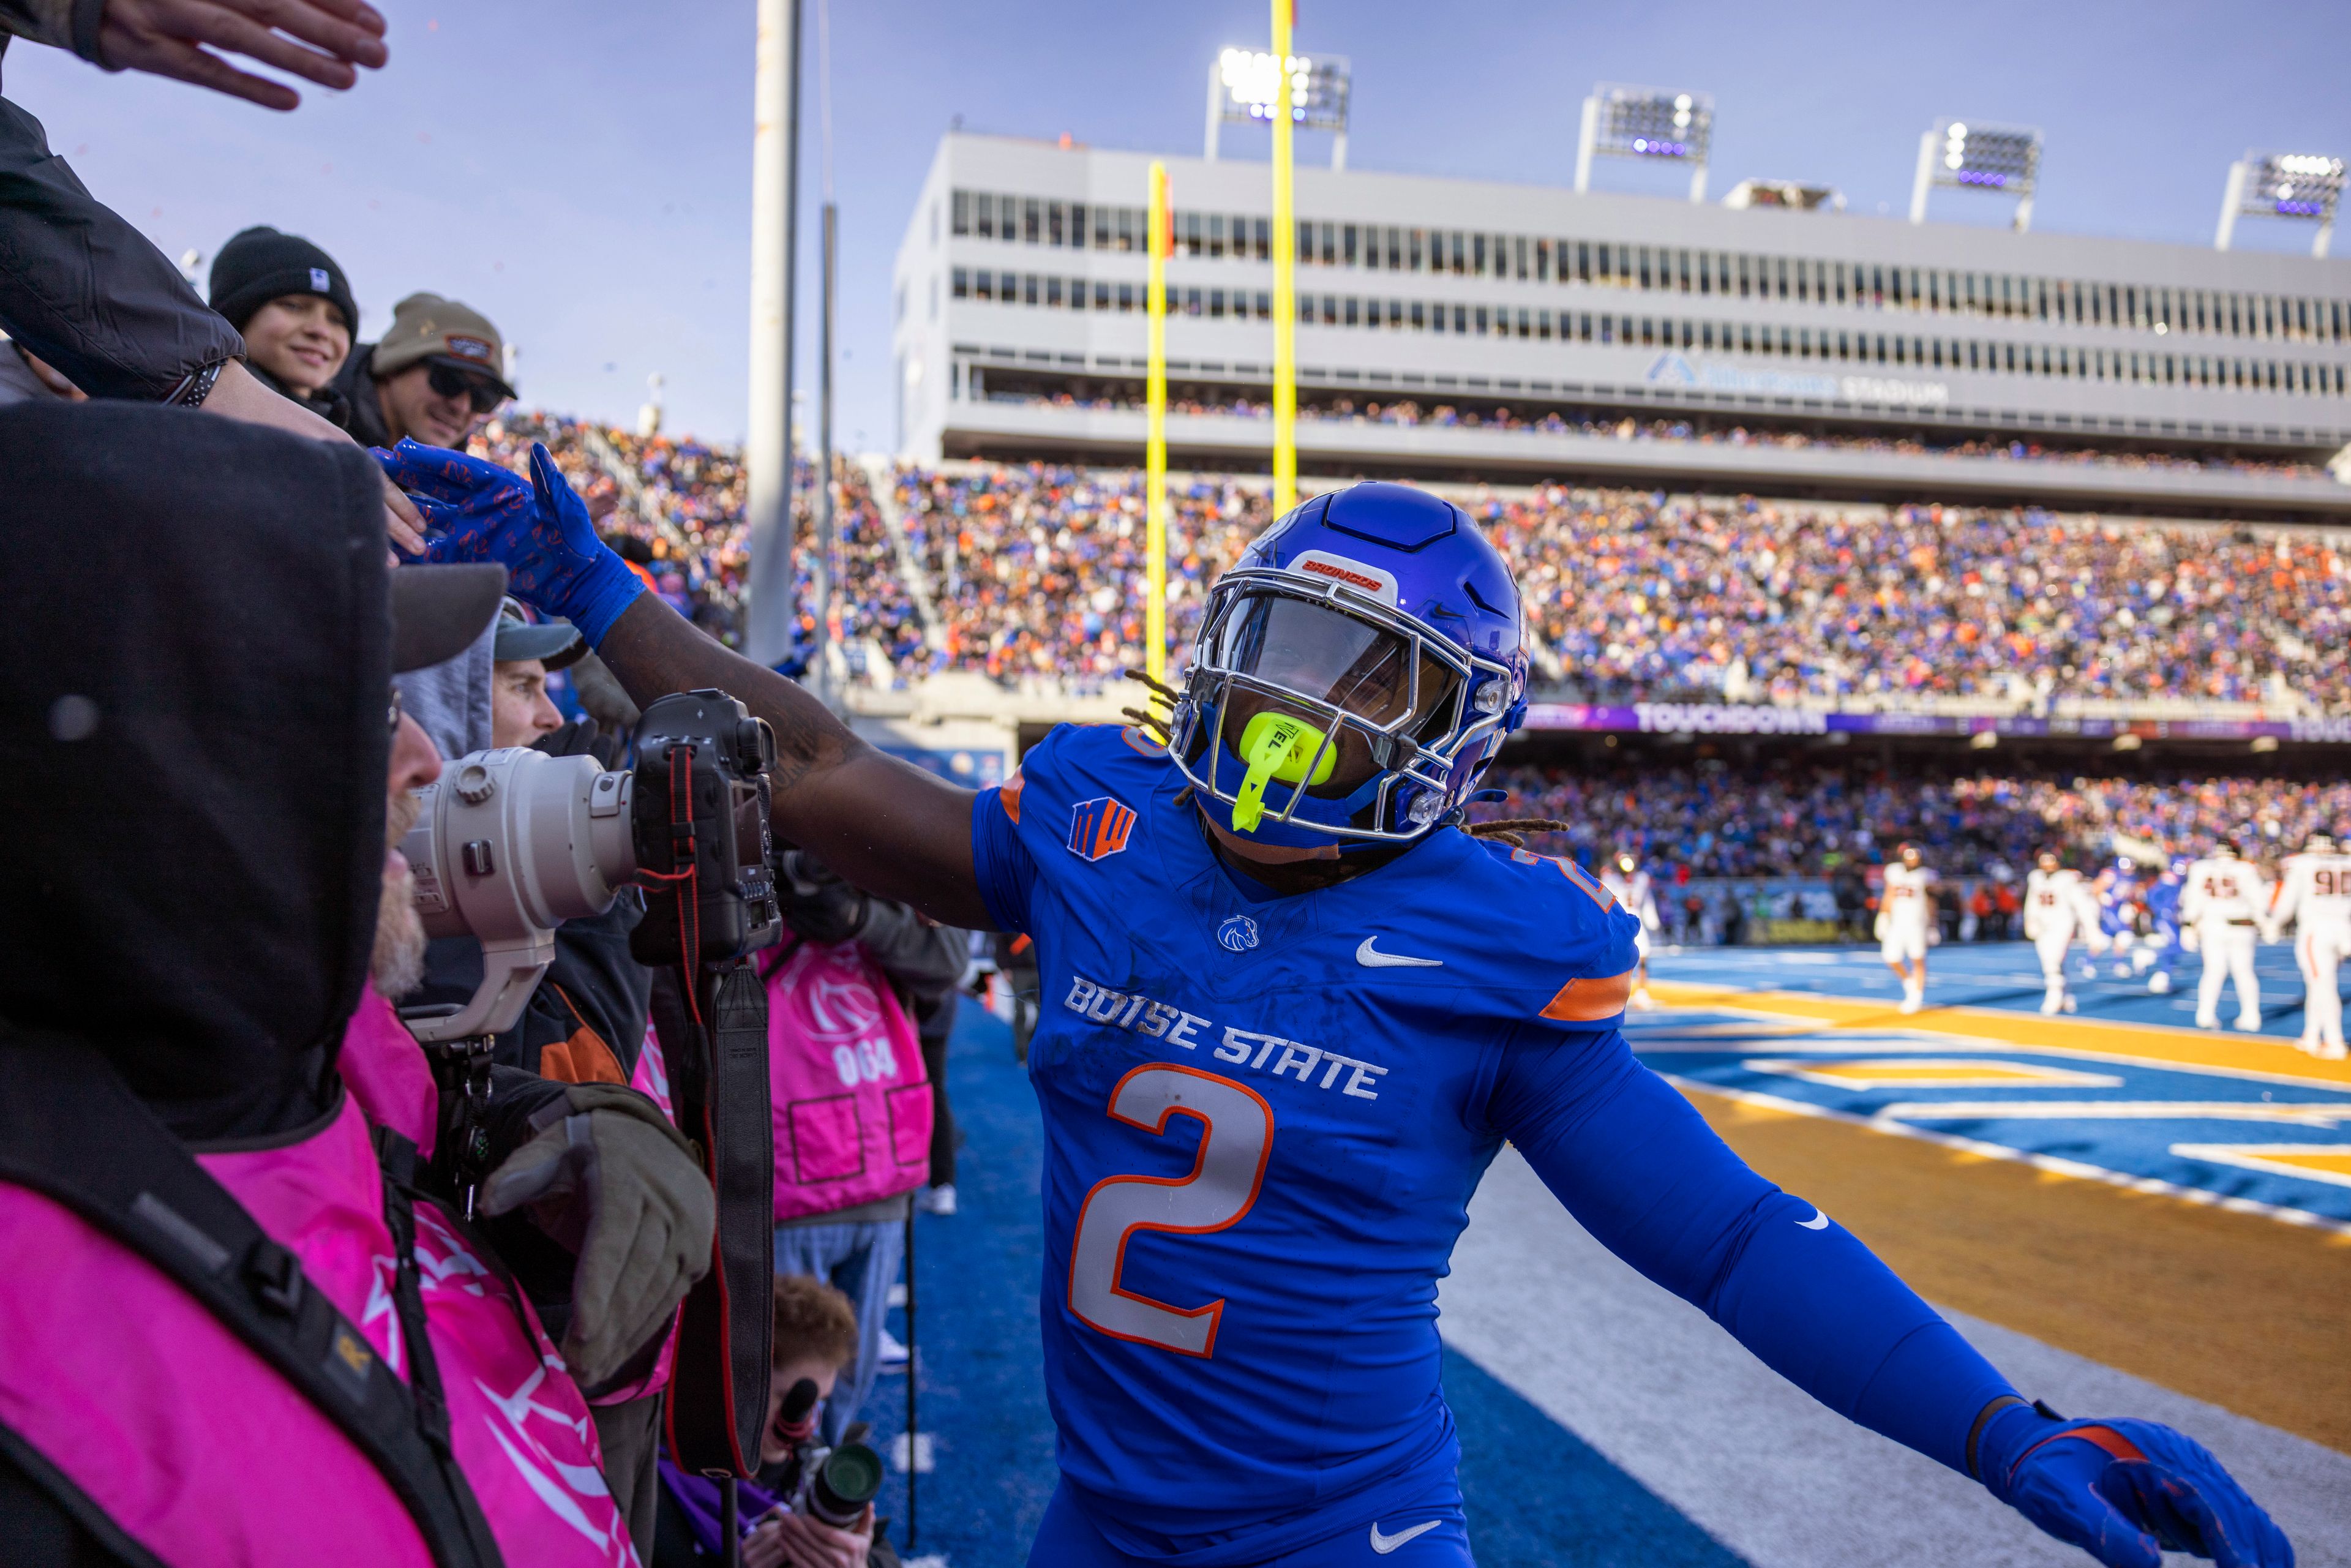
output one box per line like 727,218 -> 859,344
331,290 -> 516,451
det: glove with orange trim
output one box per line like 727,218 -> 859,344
1976,1400 -> 2293,1567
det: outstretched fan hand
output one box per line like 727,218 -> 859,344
374,439 -> 645,645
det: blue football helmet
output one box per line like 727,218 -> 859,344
1168,482 -> 1528,850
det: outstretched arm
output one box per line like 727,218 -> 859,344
591,594 -> 987,925
378,440 -> 991,928
1487,1026 -> 2292,1567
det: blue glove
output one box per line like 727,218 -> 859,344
374,439 -> 646,645
1978,1401 -> 2293,1567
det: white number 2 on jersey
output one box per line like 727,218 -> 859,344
1067,1064 -> 1274,1357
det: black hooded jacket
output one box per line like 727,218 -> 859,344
0,399 -> 391,1141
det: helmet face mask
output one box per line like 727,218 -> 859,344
1168,482 -> 1526,850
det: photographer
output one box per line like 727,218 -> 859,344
654,1275 -> 891,1567
408,601 -> 651,1081
767,851 -> 962,1447
0,401 -> 672,1564
396,596 -> 684,1552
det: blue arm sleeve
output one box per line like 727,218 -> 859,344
970,786 -> 1038,936
1488,1025 -> 2017,1476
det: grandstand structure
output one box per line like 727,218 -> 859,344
891,133 -> 2351,522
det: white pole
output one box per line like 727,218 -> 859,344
2317,219 -> 2335,260
815,201 -> 838,698
1909,130 -> 1935,224
1331,130 -> 1346,171
1204,59 -> 1223,162
1573,96 -> 1599,193
2012,193 -> 2033,234
1688,160 -> 1707,204
743,0 -> 802,669
2214,160 -> 2246,251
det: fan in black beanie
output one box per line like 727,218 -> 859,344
207,226 -> 358,416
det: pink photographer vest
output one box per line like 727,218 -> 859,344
764,939 -> 932,1222
0,987 -> 639,1567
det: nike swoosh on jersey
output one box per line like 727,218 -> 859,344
1370,1519 -> 1442,1554
1798,1207 -> 1831,1230
1357,936 -> 1443,969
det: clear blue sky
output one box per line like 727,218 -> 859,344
8,0 -> 2345,450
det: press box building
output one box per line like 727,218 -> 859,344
891,132 -> 2351,521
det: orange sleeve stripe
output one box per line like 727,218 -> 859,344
999,771 -> 1024,824
1541,968 -> 1636,1022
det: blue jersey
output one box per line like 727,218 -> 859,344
2148,874 -> 2184,937
2096,868 -> 2141,936
973,724 -> 2014,1563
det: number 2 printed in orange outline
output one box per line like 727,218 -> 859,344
1067,1063 -> 1273,1357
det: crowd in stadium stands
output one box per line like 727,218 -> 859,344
460,413 -> 2351,713
1472,765 -> 2351,882
473,415 -> 928,675
990,390 -> 2334,481
1488,489 -> 2347,708
894,466 -> 1273,681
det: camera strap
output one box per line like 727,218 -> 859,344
420,1034 -> 497,1219
654,956 -> 775,1480
0,1029 -> 504,1568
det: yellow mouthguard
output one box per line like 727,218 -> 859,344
1230,711 -> 1336,832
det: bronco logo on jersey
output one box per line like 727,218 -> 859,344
1068,796 -> 1138,861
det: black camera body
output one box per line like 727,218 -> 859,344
629,689 -> 784,967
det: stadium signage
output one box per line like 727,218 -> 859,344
1645,353 -> 1949,408
1519,705 -> 2342,745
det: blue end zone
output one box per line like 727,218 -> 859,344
866,1005 -> 1741,1565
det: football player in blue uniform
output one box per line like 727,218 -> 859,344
2148,855 -> 2191,995
380,443 -> 2294,1568
2096,856 -> 2147,979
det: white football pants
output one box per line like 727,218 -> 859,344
2195,923 -> 2260,1026
2296,924 -> 2350,1049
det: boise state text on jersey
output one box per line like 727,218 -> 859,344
972,722 -> 1641,1561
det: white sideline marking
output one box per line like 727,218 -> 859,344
891,1431 -> 936,1473
1441,1148 -> 2351,1568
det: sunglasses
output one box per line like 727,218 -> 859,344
388,685 -> 405,738
427,362 -> 507,415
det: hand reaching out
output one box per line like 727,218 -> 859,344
1979,1405 -> 2293,1567
375,439 -> 645,643
96,0 -> 389,111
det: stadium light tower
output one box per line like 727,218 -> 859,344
2214,151 -> 2344,258
1204,47 -> 1352,170
1574,84 -> 1714,203
1909,118 -> 2042,232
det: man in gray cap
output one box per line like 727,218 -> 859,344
332,290 -> 515,451
489,598 -> 588,752
364,294 -> 520,763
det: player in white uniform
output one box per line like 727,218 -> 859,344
2180,839 -> 2273,1032
1877,842 -> 1937,1014
1601,851 -> 1662,1010
2266,833 -> 2351,1059
2022,850 -> 2105,1015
